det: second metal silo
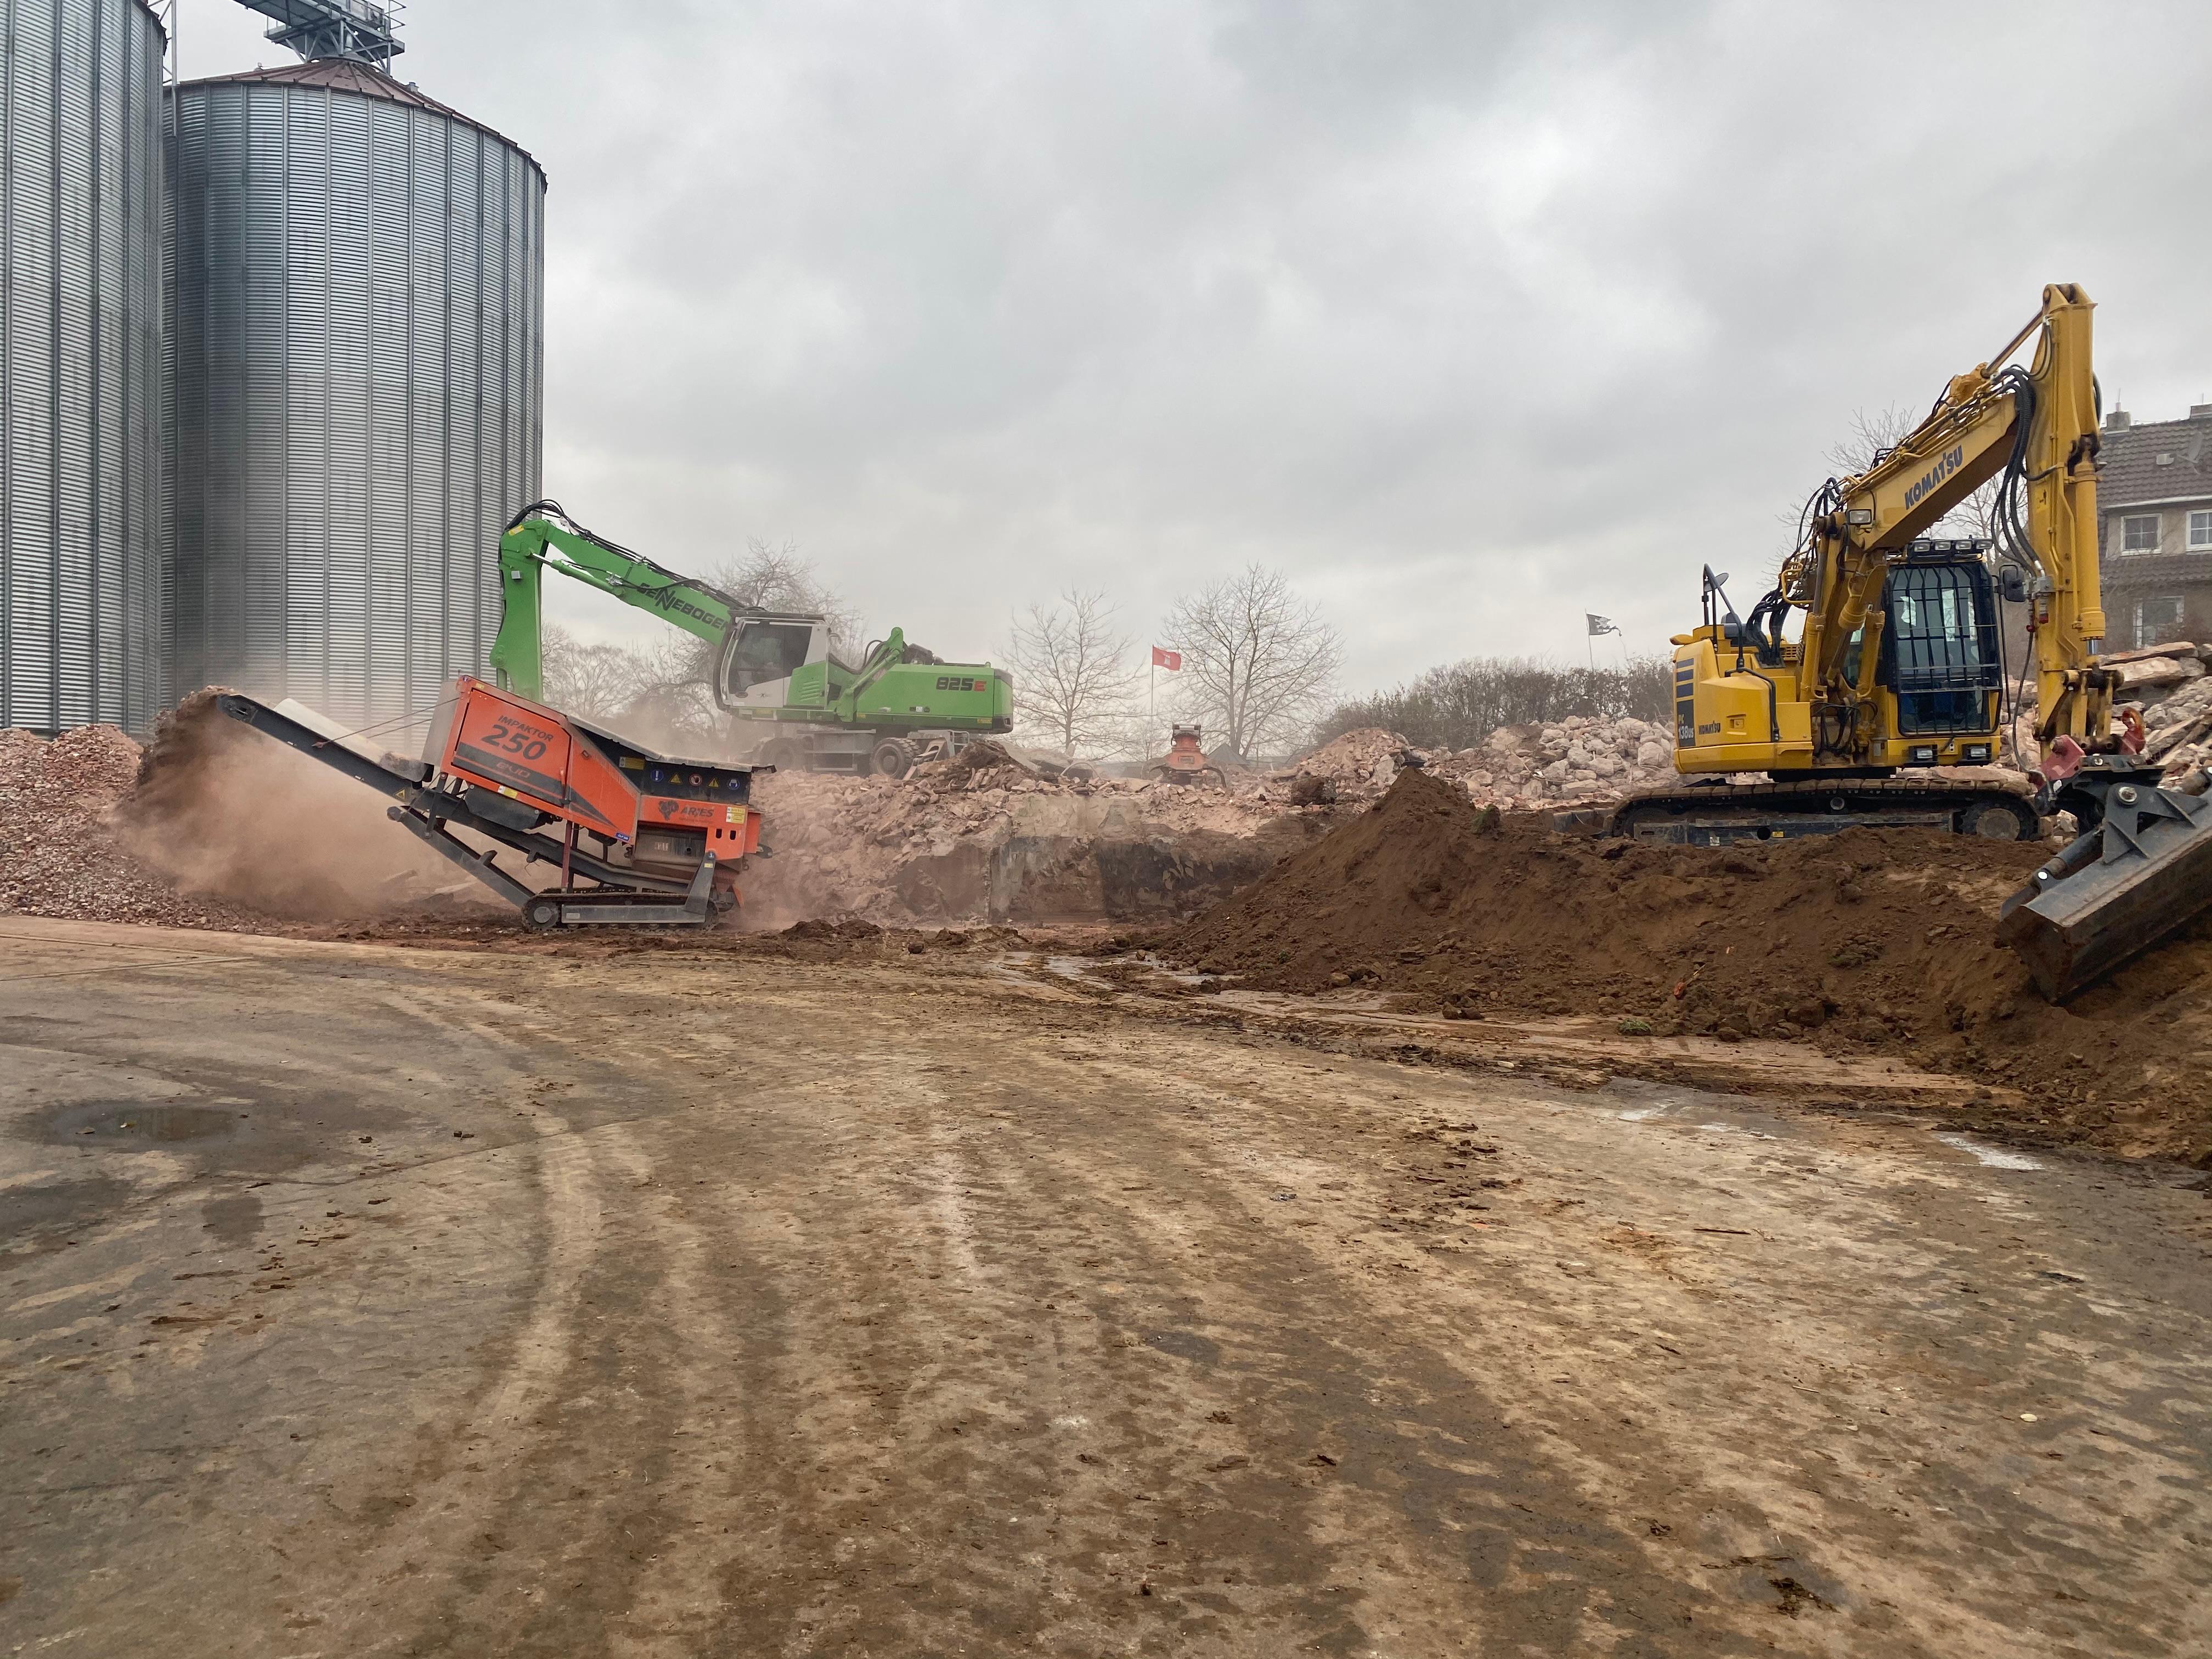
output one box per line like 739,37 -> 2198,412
0,0 -> 167,735
165,57 -> 544,733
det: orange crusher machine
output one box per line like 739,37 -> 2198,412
219,676 -> 765,930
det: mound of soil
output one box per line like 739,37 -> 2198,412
1168,768 -> 2212,1159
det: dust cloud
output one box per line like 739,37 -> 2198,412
120,691 -> 495,921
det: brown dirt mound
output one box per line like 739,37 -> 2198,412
1167,768 -> 2212,1159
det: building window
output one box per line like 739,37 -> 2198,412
2136,595 -> 2185,648
2191,509 -> 2212,551
2121,514 -> 2162,553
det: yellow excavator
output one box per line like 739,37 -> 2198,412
1611,284 -> 2212,998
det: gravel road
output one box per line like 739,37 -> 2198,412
3,917 -> 2208,1657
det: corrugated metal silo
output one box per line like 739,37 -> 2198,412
0,0 -> 167,735
165,57 -> 544,733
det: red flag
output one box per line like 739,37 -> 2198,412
1151,646 -> 1182,670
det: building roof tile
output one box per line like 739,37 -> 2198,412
2100,413 -> 2212,511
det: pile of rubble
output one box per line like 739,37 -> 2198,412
1424,716 -> 1676,807
741,716 -> 1685,926
0,724 -> 265,929
744,740 -> 1318,926
2112,643 -> 2212,773
1262,718 -> 1677,812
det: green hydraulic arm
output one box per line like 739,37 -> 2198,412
486,503 -> 974,735
489,502 -> 739,702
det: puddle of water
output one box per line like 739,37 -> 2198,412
1934,1133 -> 2042,1172
31,1101 -> 245,1150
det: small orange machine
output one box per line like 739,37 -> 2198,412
1151,723 -> 1226,788
220,676 -> 765,929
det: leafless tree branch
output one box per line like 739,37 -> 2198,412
1161,563 -> 1342,760
1005,589 -> 1141,758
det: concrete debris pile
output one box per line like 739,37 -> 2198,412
1429,715 -> 1677,807
2113,643 -> 2212,772
743,712 -> 1672,926
1288,719 -> 1677,812
745,741 -> 1328,927
0,724 -> 264,929
1284,727 -> 1409,793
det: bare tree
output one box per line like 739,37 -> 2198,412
628,537 -> 861,721
1161,564 -> 1342,760
708,538 -> 861,659
540,623 -> 652,721
1005,589 -> 1140,758
1321,655 -> 1674,751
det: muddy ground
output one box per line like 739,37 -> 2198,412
3,917 -> 2209,1657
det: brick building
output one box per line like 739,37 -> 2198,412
2097,402 -> 2212,648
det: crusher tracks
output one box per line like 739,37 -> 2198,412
1581,775 -> 2044,847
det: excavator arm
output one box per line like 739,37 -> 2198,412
488,503 -> 740,701
1785,284 -> 2107,755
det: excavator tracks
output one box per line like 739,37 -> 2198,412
1588,776 -> 2042,847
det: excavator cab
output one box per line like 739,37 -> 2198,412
717,613 -> 830,703
1878,543 -> 2002,736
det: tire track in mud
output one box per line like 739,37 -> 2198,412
477,996 -> 1749,1657
22,933 -> 2205,1657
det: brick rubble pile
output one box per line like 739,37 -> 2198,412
0,724 -> 264,928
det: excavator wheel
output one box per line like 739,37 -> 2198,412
871,737 -> 916,780
1963,799 -> 2038,840
521,894 -> 563,932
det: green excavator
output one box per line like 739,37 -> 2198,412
488,503 -> 1014,777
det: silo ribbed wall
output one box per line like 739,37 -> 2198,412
166,65 -> 544,733
0,0 -> 166,735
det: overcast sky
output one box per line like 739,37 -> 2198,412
179,0 -> 2212,701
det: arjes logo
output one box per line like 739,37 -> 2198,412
648,797 -> 717,825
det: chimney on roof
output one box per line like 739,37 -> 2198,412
2105,408 -> 2132,432
2191,403 -> 2212,422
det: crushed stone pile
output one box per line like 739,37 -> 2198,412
1166,767 -> 2212,1160
0,723 -> 268,929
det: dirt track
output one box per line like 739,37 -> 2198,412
4,918 -> 2210,1657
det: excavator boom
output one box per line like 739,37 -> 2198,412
489,504 -> 739,702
